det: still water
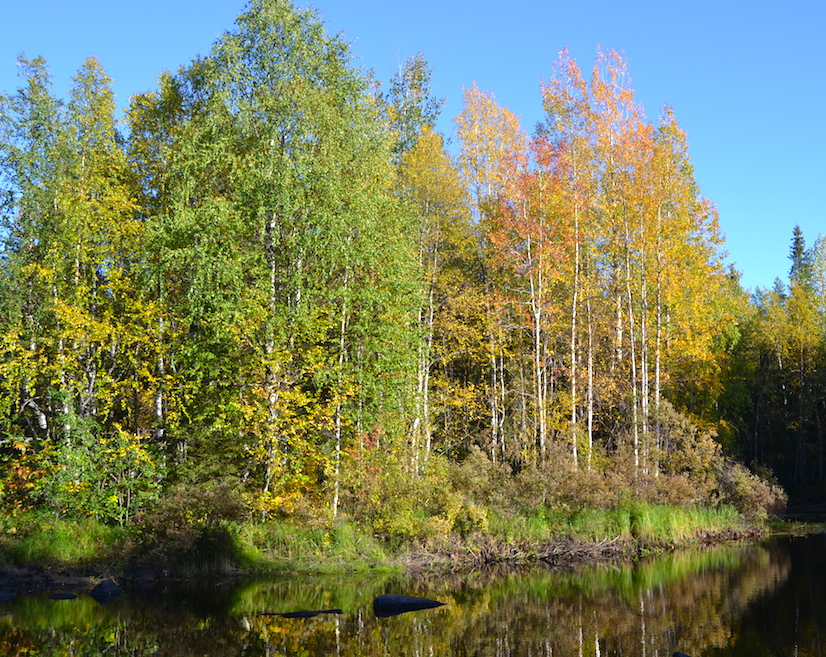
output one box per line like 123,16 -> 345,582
1,533 -> 824,656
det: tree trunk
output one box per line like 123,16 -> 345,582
571,204 -> 580,468
624,215 -> 640,474
654,206 -> 663,476
586,295 -> 595,471
332,283 -> 349,518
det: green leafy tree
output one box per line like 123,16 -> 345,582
141,0 -> 421,515
0,56 -> 162,519
0,55 -> 65,442
385,52 -> 445,159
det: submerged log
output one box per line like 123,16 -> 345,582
373,594 -> 446,618
48,592 -> 77,600
263,609 -> 343,618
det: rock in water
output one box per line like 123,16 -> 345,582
373,594 -> 446,618
90,580 -> 120,605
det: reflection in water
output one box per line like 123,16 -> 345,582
0,534 -> 822,656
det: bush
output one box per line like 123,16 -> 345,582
133,481 -> 248,566
451,502 -> 489,538
717,460 -> 787,521
653,400 -> 722,503
0,426 -> 163,525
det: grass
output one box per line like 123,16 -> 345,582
633,504 -> 745,544
0,515 -> 128,568
237,519 -> 397,573
486,502 -> 747,548
0,503 -> 757,575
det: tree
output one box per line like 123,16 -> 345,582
0,55 -> 64,441
385,52 -> 445,160
789,224 -> 810,283
485,134 -> 573,458
540,48 -> 598,468
454,83 -> 527,459
0,56 -> 162,520
142,0 -> 421,513
397,125 -> 481,461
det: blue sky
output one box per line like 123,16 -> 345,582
2,0 -> 823,292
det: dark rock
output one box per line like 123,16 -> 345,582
91,580 -> 120,596
673,652 -> 693,657
373,594 -> 446,618
90,580 -> 121,605
124,567 -> 157,591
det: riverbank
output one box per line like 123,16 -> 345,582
0,503 -> 772,589
0,526 -> 765,598
400,527 -> 767,576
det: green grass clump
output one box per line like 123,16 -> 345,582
239,519 -> 396,573
484,502 -> 747,550
0,514 -> 128,568
627,503 -> 743,545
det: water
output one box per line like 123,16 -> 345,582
0,533 -> 823,656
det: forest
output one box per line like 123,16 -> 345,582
0,0 -> 816,554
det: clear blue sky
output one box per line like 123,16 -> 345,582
2,0 -> 823,292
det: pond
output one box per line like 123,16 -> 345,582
1,533 -> 824,656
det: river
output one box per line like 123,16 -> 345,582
1,533 -> 824,656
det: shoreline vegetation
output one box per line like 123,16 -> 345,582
0,502 -> 778,587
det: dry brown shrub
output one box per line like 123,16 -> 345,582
717,460 -> 788,520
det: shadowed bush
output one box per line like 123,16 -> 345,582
132,481 -> 248,570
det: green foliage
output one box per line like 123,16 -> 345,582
717,225 -> 826,498
385,52 -> 445,158
0,425 -> 162,524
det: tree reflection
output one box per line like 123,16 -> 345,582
0,536 -> 819,657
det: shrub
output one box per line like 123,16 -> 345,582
0,425 -> 163,525
133,481 -> 248,565
717,460 -> 787,521
653,400 -> 722,503
451,502 -> 489,538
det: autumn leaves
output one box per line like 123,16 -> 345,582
442,49 -> 733,475
0,0 -> 742,523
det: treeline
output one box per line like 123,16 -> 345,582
0,0 -> 790,534
720,227 -> 826,497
